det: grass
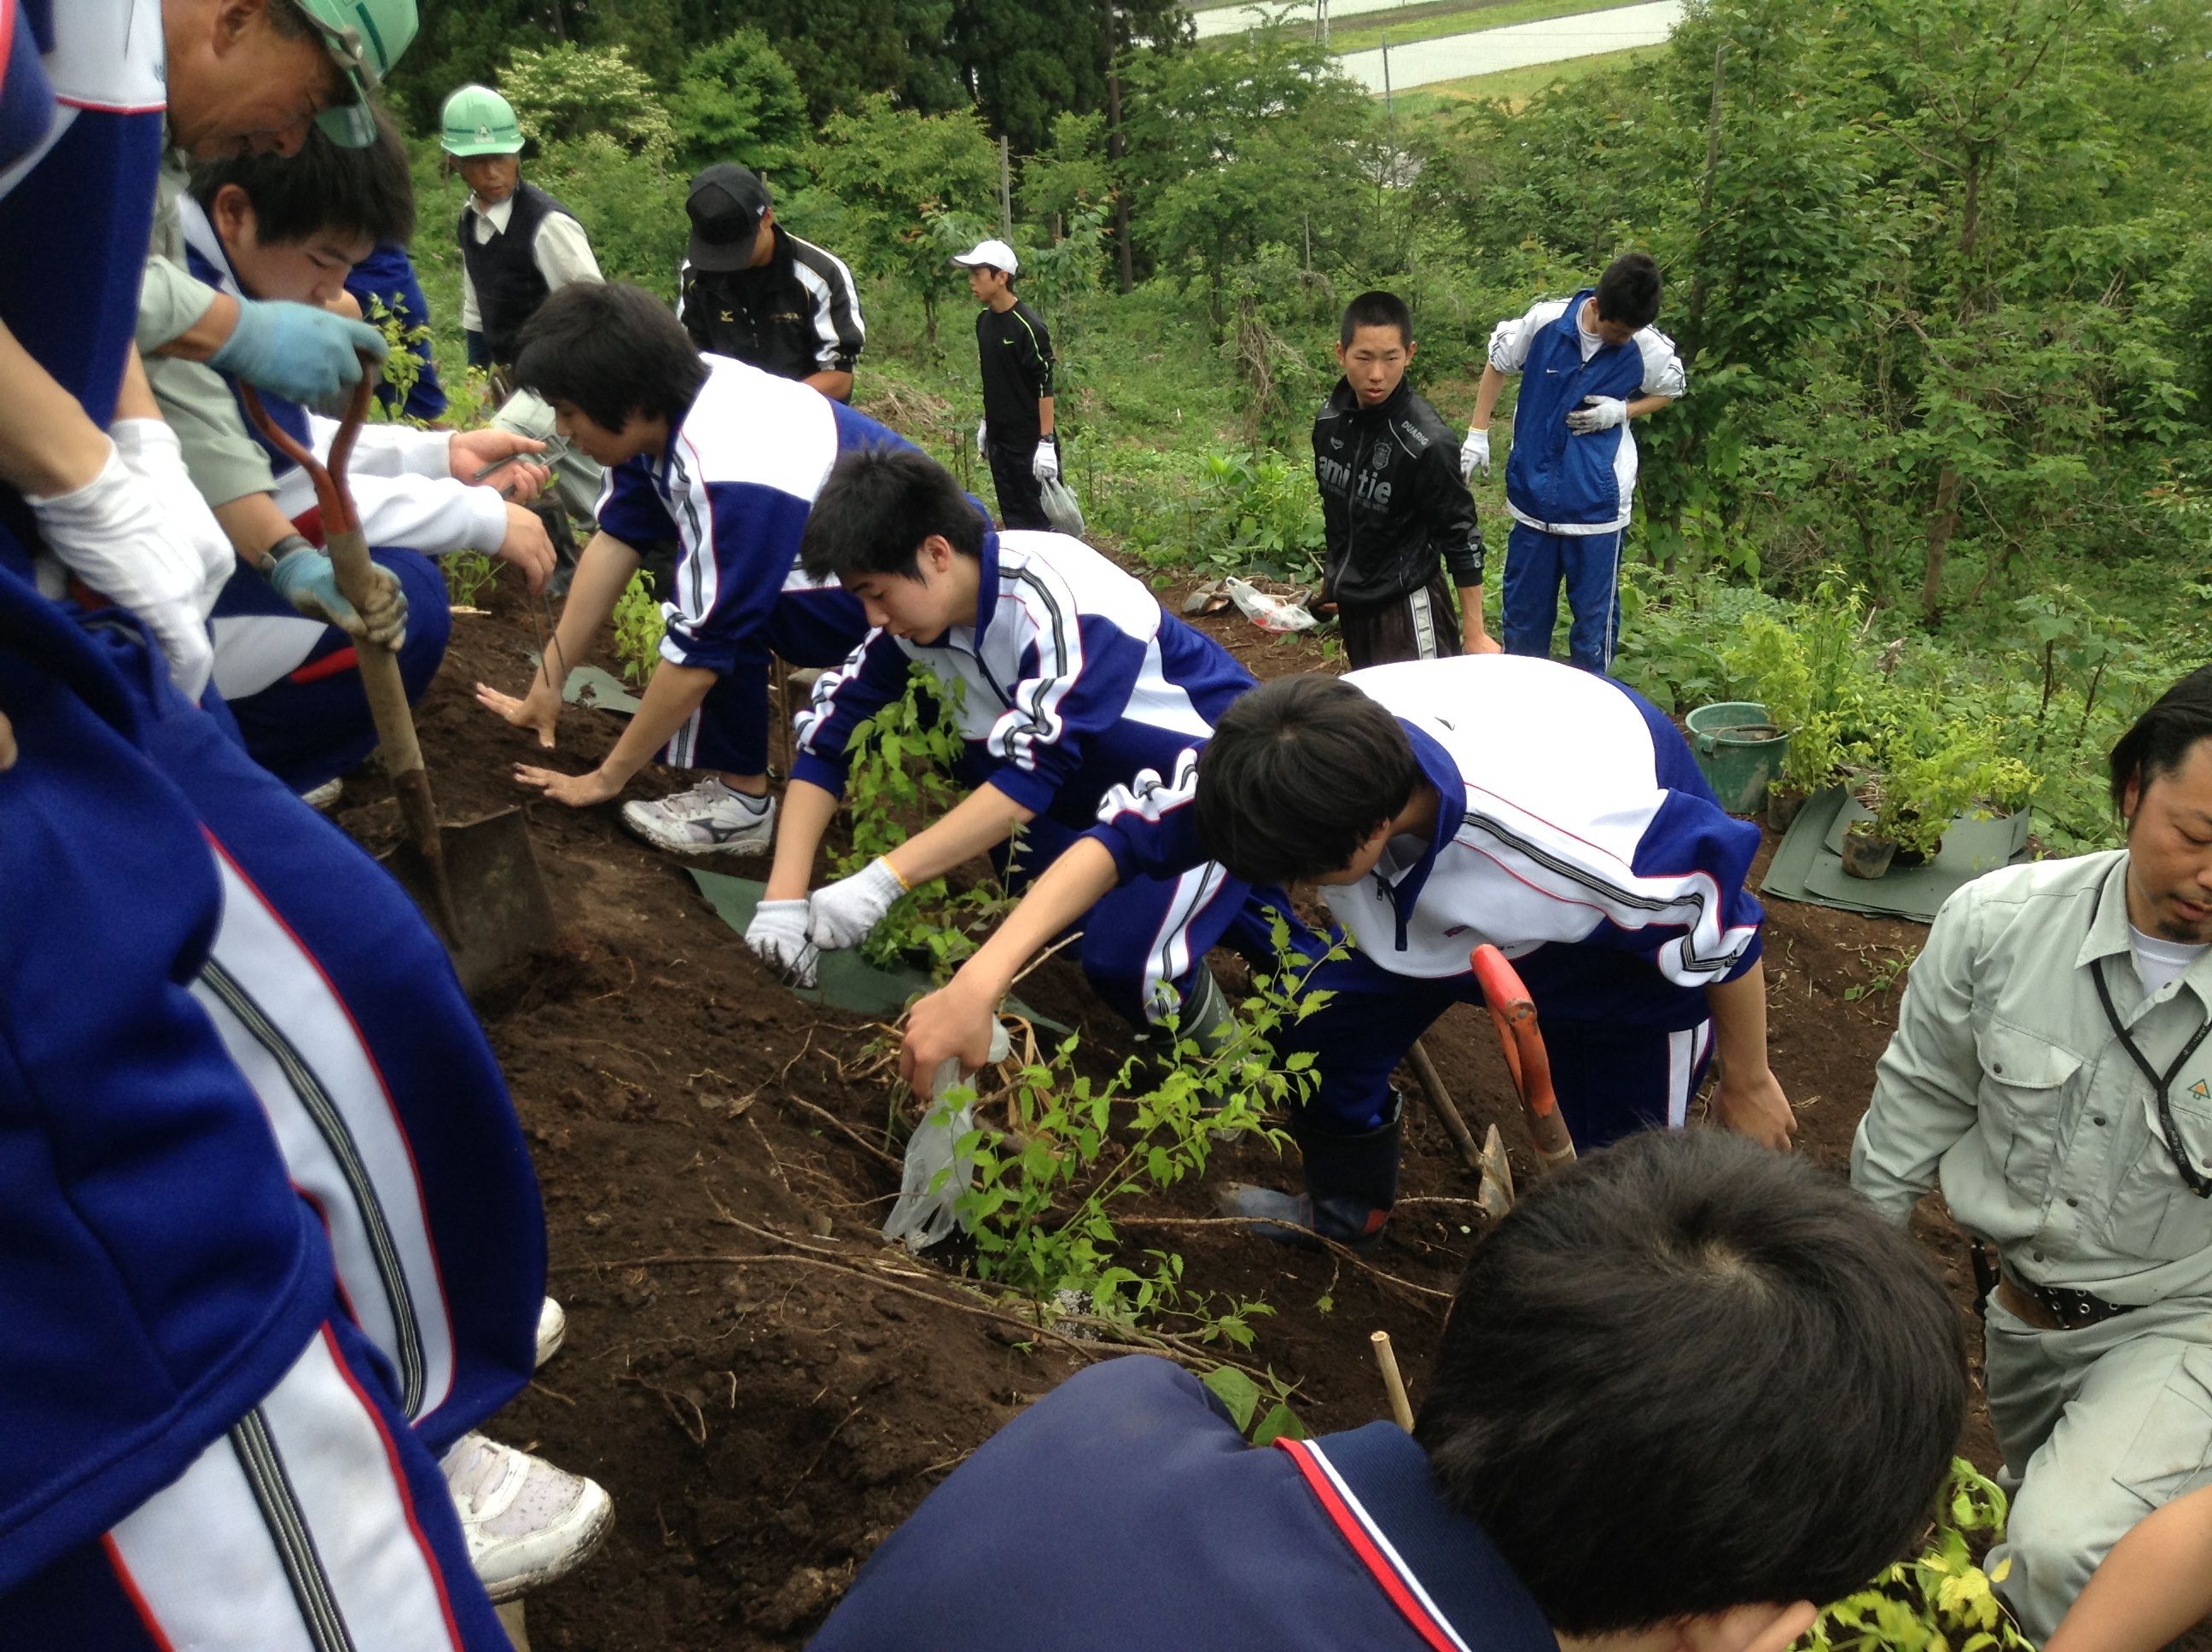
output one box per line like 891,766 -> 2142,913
1387,43 -> 1662,113
1322,0 -> 1656,55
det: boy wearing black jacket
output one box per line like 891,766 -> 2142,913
953,238 -> 1058,531
1313,291 -> 1494,667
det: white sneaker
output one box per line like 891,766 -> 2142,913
441,1433 -> 613,1603
534,1296 -> 565,1370
298,778 -> 342,811
620,777 -> 775,858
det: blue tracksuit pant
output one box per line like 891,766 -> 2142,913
1272,934 -> 1716,1151
1500,521 -> 1623,672
208,547 -> 451,793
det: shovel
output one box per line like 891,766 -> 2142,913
1470,944 -> 1577,1176
240,367 -> 556,997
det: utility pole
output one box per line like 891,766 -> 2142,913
1381,29 -> 1393,118
998,136 -> 1013,240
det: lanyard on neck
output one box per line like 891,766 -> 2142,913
2092,955 -> 2212,1199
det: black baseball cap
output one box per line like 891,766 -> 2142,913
686,164 -> 773,271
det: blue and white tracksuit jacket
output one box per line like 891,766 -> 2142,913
795,528 -> 1287,1024
1087,654 -> 1765,1144
1492,290 -> 1685,672
176,198 -> 468,790
594,353 -> 890,776
811,1355 -> 1561,1652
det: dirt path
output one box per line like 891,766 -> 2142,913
342,575 -> 2009,1648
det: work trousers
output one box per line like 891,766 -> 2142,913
1982,1294 -> 2212,1641
1501,521 -> 1623,672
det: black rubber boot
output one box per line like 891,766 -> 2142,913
1218,1101 -> 1401,1250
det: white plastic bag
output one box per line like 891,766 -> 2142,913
1223,575 -> 1317,633
1040,475 -> 1086,538
882,1021 -> 1012,1254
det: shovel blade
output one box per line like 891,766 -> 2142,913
380,807 -> 555,998
1476,1123 -> 1516,1222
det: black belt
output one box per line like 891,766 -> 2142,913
1997,1265 -> 2139,1332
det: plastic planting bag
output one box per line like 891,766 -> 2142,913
1040,475 -> 1086,538
882,1021 -> 1012,1254
1223,576 -> 1317,633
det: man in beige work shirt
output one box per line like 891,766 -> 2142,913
1853,664 -> 2212,1642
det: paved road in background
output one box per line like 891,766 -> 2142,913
1334,0 -> 1681,90
1190,0 -> 1441,41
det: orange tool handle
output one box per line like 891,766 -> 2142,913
1471,943 -> 1576,1169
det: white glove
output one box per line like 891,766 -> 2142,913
1565,396 -> 1628,433
26,439 -> 215,699
1459,427 -> 1491,480
975,419 -> 988,459
110,420 -> 233,615
808,856 -> 905,951
746,898 -> 818,987
1033,439 -> 1060,483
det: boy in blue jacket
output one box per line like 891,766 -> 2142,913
1459,253 -> 1685,672
754,445 -> 1278,1033
809,1129 -> 1968,1652
475,282 -> 898,858
905,656 -> 1795,1247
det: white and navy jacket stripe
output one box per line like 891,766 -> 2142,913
594,354 -> 901,677
1089,654 -> 1764,1026
1491,289 -> 1685,536
794,528 -> 1255,824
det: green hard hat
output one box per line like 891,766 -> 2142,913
294,0 -> 419,147
440,84 -> 526,158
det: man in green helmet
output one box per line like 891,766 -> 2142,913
443,82 -> 608,528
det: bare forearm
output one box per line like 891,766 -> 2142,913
1458,584 -> 1490,641
1471,365 -> 1507,429
212,492 -> 300,565
602,659 -> 714,783
882,782 -> 1037,891
552,532 -> 642,690
1038,395 -> 1056,439
149,291 -> 242,364
1627,394 -> 1673,420
0,321 -> 114,496
1708,959 -> 1771,1073
764,778 -> 841,901
802,369 -> 854,402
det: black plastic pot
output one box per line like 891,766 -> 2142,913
1841,825 -> 1897,881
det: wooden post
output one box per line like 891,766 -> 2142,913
998,135 -> 1014,240
1381,30 -> 1394,118
1371,1331 -> 1415,1431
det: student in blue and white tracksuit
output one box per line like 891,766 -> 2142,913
905,654 -> 1795,1246
812,1131 -> 1970,1652
0,5 -> 608,1623
752,445 -> 1287,1032
477,282 -> 890,857
1458,253 -> 1685,673
160,131 -> 555,794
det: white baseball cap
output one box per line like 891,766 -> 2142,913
951,238 -> 1020,276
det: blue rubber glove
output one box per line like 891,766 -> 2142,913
267,542 -> 408,650
210,299 -> 388,404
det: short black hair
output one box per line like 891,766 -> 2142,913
800,446 -> 986,585
2110,662 -> 2212,813
513,282 -> 708,433
188,102 -> 415,246
1415,1130 -> 1965,1636
1593,252 -> 1662,330
1195,675 -> 1417,882
1339,289 -> 1413,351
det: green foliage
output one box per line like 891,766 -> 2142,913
442,550 -> 500,609
1187,451 -> 1326,582
1859,701 -> 2037,859
1200,1364 -> 1307,1446
667,30 -> 810,174
1720,575 -> 1875,791
1845,947 -> 1918,1003
360,294 -> 434,425
832,666 -> 1010,975
501,43 -> 676,164
1796,1459 -> 2034,1651
609,573 -> 666,687
949,916 -> 1339,1340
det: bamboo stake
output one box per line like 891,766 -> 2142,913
1371,1330 -> 1414,1432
